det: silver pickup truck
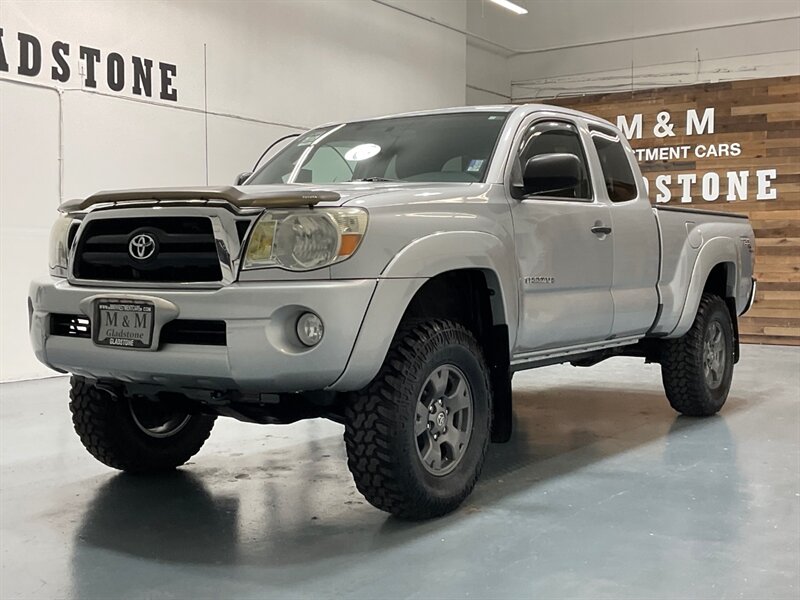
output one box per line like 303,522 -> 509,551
30,105 -> 756,519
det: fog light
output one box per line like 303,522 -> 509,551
296,312 -> 324,347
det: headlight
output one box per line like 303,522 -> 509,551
48,214 -> 74,276
243,208 -> 367,270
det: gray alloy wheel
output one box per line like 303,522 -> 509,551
703,320 -> 727,389
415,364 -> 474,476
128,398 -> 192,439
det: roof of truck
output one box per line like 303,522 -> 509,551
319,104 -> 618,131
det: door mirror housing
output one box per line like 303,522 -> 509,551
234,171 -> 253,186
522,153 -> 581,197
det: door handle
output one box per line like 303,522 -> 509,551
591,225 -> 612,235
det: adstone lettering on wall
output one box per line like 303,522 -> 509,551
616,108 -> 778,203
0,27 -> 178,102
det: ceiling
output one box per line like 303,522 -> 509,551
466,0 -> 800,55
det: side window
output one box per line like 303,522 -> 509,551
513,121 -> 592,200
589,127 -> 638,202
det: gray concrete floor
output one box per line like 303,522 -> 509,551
1,345 -> 798,599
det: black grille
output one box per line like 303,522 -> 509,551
73,217 -> 222,283
160,319 -> 227,346
49,314 -> 227,346
50,314 -> 91,338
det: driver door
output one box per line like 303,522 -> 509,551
508,118 -> 614,353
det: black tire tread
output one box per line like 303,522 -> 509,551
344,319 -> 491,519
69,376 -> 215,473
661,293 -> 733,417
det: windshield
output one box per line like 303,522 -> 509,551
248,112 -> 509,185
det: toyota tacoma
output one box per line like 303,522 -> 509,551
30,105 -> 757,519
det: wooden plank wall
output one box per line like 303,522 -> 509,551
529,75 -> 800,345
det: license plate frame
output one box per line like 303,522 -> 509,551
93,298 -> 156,350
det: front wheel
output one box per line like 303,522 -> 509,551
69,377 -> 216,473
344,319 -> 491,519
660,293 -> 735,416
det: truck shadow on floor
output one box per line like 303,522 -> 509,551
69,385 -> 746,588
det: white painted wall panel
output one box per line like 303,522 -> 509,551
206,116 -> 302,186
466,43 -> 510,104
61,94 -> 207,198
0,82 -> 59,380
202,1 -> 467,125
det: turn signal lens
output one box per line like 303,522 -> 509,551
338,234 -> 362,256
243,218 -> 277,267
331,209 -> 368,258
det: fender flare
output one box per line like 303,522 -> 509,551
382,230 -> 518,330
329,231 -> 519,391
669,236 -> 739,338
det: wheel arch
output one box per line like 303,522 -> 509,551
669,236 -> 740,339
703,261 -> 740,363
330,264 -> 512,390
332,232 -> 518,443
380,230 -> 518,337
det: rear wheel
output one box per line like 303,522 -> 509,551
69,376 -> 216,473
661,294 -> 735,416
344,319 -> 491,519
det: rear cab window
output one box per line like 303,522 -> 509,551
588,126 -> 638,202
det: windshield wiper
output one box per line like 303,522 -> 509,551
350,177 -> 400,182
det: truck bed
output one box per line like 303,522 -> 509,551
650,205 -> 755,337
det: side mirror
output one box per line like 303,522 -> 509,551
522,153 -> 581,197
234,171 -> 253,186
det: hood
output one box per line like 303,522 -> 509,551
238,181 -> 491,208
59,181 -> 490,213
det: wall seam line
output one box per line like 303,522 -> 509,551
0,76 -> 309,131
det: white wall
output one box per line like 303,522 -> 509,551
0,0 -> 467,381
466,42 -> 510,104
465,0 -> 800,100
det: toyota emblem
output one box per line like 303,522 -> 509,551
128,233 -> 157,260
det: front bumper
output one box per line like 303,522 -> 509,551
29,276 -> 377,393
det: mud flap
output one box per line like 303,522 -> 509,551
489,324 -> 512,443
